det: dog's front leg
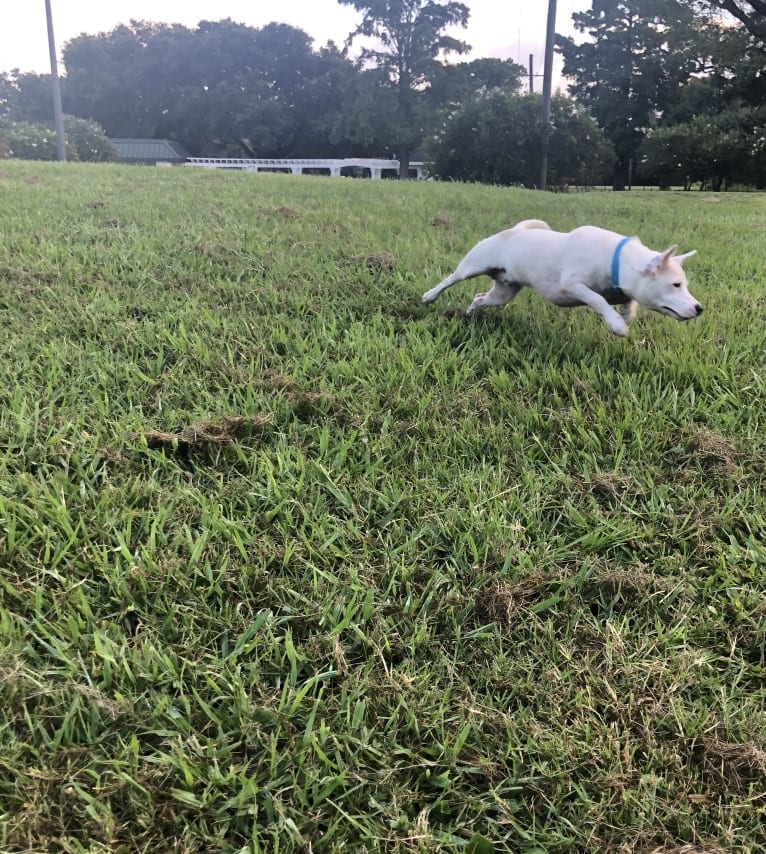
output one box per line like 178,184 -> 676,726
560,282 -> 629,336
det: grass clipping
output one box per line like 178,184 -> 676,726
139,414 -> 272,454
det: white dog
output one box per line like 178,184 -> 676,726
422,219 -> 702,336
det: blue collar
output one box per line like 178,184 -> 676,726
611,236 -> 631,292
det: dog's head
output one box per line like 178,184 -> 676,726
637,246 -> 702,320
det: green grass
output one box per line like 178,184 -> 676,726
0,160 -> 765,853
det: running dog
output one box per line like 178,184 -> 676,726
421,219 -> 702,336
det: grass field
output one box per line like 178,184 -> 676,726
0,160 -> 765,853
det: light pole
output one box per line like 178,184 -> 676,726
539,0 -> 557,190
44,0 -> 66,161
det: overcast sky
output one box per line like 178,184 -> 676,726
1,0 -> 592,89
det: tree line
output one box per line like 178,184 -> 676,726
557,0 -> 766,189
1,0 -> 765,190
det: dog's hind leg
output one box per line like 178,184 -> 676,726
466,280 -> 521,315
422,239 -> 505,304
422,270 -> 467,304
619,300 -> 638,325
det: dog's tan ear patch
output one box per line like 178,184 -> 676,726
644,245 -> 678,275
660,245 -> 678,267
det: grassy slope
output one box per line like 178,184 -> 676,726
0,161 -> 765,853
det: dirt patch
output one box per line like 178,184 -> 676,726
387,304 -> 427,321
139,414 -> 272,454
584,566 -> 677,600
583,471 -> 635,503
254,369 -> 340,422
255,369 -> 329,406
477,563 -> 686,627
580,565 -> 687,620
360,251 -> 396,272
691,737 -> 766,792
475,569 -> 575,624
440,307 -> 469,320
683,427 -> 740,476
260,205 -> 300,220
0,266 -> 58,291
634,845 -> 727,854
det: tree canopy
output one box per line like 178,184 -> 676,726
339,0 -> 471,176
705,0 -> 766,39
59,20 -> 365,157
429,92 -> 614,187
28,15 -> 512,165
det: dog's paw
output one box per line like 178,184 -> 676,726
607,316 -> 629,337
466,293 -> 487,315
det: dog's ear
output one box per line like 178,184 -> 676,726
644,245 -> 678,275
673,249 -> 697,265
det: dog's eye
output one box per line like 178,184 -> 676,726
672,282 -> 681,288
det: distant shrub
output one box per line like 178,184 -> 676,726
63,116 -> 119,162
0,118 -> 57,160
0,115 -> 118,162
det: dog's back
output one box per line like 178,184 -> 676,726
509,219 -> 552,233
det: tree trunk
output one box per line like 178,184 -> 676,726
612,155 -> 631,191
398,147 -> 410,180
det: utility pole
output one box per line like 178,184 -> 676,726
44,0 -> 66,161
528,53 -> 545,94
538,0 -> 557,190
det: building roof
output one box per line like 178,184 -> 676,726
110,138 -> 190,163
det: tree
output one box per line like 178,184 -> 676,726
662,19 -> 766,123
426,57 -> 524,109
637,7 -> 766,187
556,0 -> 701,190
639,106 -> 766,189
62,19 -> 363,157
63,21 -> 176,138
17,73 -> 62,123
704,0 -> 766,39
0,71 -> 58,123
429,92 -> 615,187
340,0 -> 470,177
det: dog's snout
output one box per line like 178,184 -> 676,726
695,303 -> 703,315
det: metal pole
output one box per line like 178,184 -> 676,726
539,0 -> 557,190
44,0 -> 66,161
529,54 -> 534,93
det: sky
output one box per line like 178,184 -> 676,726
1,0 -> 593,89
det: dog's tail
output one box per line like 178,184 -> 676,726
509,219 -> 551,232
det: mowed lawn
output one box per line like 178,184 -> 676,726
1,160 -> 765,853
